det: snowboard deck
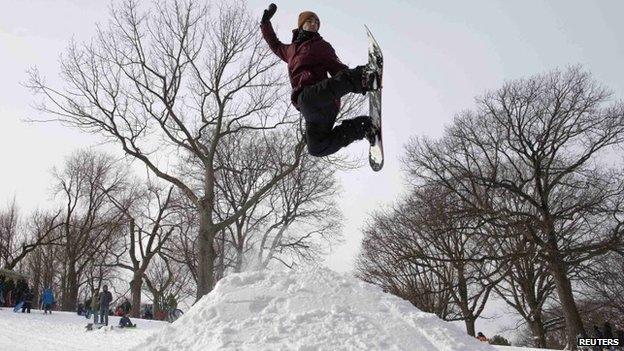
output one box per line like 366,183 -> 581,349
85,322 -> 136,331
85,323 -> 114,331
365,25 -> 384,172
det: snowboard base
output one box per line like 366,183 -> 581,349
365,25 -> 384,172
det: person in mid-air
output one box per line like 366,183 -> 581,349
260,3 -> 380,157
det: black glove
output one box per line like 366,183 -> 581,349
261,3 -> 277,23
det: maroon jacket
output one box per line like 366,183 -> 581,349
260,22 -> 348,110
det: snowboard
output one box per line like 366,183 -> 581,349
85,323 -> 112,331
365,25 -> 384,171
13,301 -> 24,312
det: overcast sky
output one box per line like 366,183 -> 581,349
2,0 -> 623,340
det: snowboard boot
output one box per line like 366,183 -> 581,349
335,116 -> 375,147
354,64 -> 381,95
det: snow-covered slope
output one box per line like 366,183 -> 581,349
0,309 -> 166,351
0,268 -> 561,351
136,267 -> 497,351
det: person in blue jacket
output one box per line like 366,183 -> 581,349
41,287 -> 55,314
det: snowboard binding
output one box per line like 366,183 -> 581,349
362,65 -> 382,92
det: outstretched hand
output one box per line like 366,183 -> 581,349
262,3 -> 277,23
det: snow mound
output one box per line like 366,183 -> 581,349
136,267 -> 496,351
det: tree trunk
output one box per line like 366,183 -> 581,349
464,317 -> 476,337
547,253 -> 585,349
216,230 -> 225,282
456,265 -> 476,337
529,318 -> 547,348
524,281 -> 548,348
153,291 -> 163,318
235,247 -> 243,273
196,208 -> 215,300
130,274 -> 142,318
62,263 -> 78,311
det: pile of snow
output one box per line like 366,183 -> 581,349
136,267 -> 498,351
0,309 -> 167,351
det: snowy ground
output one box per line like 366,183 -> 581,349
0,308 -> 166,351
1,267 -> 563,350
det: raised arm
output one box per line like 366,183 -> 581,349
260,4 -> 288,62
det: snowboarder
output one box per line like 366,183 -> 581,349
260,4 -> 380,158
98,285 -> 113,326
41,287 -> 55,314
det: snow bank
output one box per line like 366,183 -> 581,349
136,267 -> 497,351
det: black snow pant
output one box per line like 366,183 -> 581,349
297,67 -> 370,157
21,302 -> 31,313
99,305 -> 109,325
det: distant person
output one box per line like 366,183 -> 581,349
115,305 -> 124,316
76,302 -> 85,316
0,279 -> 5,308
121,298 -> 131,314
15,279 -> 28,305
84,297 -> 92,318
476,332 -> 488,342
21,288 -> 34,313
41,287 -> 55,314
143,307 -> 153,320
98,285 -> 113,326
91,292 -> 100,323
119,313 -> 136,328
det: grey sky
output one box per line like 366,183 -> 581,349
2,0 -> 623,340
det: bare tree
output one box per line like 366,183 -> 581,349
143,253 -> 193,317
212,129 -> 343,272
255,149 -> 343,270
0,199 -> 62,271
103,178 -> 181,317
491,228 -> 555,348
579,251 -> 624,319
404,66 -> 624,348
53,150 -> 127,310
356,224 -> 455,319
27,0 -> 320,298
357,186 -> 504,335
162,200 -> 200,283
0,199 -> 20,268
21,237 -> 64,307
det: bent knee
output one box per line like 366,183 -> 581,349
307,143 -> 328,157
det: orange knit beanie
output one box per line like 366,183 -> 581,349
298,11 -> 320,29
